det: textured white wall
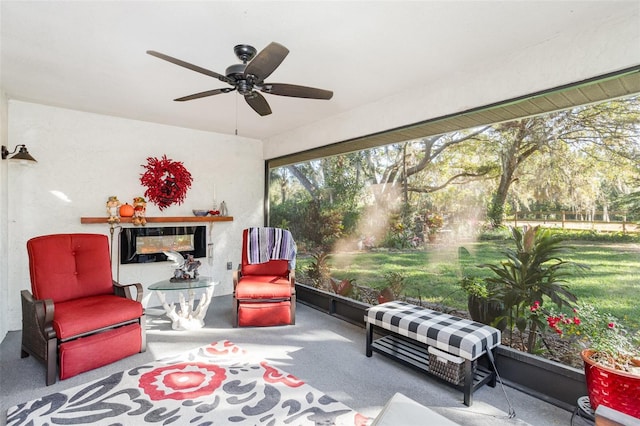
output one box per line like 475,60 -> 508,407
263,10 -> 640,159
0,91 -> 8,339
3,101 -> 264,331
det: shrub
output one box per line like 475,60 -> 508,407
479,226 -> 585,352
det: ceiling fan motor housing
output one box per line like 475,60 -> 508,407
225,63 -> 246,80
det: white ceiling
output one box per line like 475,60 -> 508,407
1,1 -> 636,140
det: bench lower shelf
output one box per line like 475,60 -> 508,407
368,333 -> 496,406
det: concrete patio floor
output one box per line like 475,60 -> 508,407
1,295 -> 591,425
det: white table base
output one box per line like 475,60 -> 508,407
154,285 -> 215,330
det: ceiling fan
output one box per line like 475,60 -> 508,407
147,42 -> 333,116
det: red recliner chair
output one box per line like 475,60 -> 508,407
232,228 -> 296,327
21,233 -> 146,385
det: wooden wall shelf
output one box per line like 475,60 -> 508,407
81,216 -> 233,224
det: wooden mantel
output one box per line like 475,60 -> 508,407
80,216 -> 233,224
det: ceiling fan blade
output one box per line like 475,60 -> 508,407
174,88 -> 235,102
147,50 -> 234,84
261,83 -> 333,100
244,92 -> 272,116
244,42 -> 289,83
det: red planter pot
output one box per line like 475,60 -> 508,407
581,349 -> 640,418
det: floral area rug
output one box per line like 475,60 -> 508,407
7,341 -> 370,426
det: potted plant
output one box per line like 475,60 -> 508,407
544,303 -> 640,417
478,226 -> 583,352
456,247 -> 504,327
459,276 -> 505,328
425,212 -> 443,242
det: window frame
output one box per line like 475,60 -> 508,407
265,66 -> 640,223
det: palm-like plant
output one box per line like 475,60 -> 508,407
479,226 -> 585,352
306,250 -> 332,291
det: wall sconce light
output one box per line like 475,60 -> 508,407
1,144 -> 37,162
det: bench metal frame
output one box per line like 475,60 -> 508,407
366,321 -> 497,406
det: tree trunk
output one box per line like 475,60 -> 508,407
488,119 -> 543,227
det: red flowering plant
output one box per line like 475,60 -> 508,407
425,212 -> 444,235
540,302 -> 640,373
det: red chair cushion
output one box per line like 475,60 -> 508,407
242,259 -> 289,276
53,295 -> 144,340
240,229 -> 289,276
238,302 -> 291,327
59,323 -> 142,379
235,276 -> 293,299
28,234 -> 114,303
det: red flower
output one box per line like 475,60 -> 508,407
545,304 -> 634,363
139,362 -> 226,401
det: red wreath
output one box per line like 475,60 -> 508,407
140,155 -> 193,211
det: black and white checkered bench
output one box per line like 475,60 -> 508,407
365,301 -> 501,406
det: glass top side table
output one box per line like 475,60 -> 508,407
149,277 -> 218,330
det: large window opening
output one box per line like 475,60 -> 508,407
267,70 -> 640,368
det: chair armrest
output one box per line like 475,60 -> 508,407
21,290 -> 56,340
233,266 -> 242,290
113,280 -> 143,302
288,270 -> 296,286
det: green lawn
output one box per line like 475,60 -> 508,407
296,241 -> 640,331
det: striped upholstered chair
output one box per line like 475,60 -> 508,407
232,228 -> 296,327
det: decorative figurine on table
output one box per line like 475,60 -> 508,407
184,255 -> 201,278
132,196 -> 147,226
164,250 -> 201,282
106,196 -> 121,224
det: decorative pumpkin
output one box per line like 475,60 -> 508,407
119,203 -> 134,217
